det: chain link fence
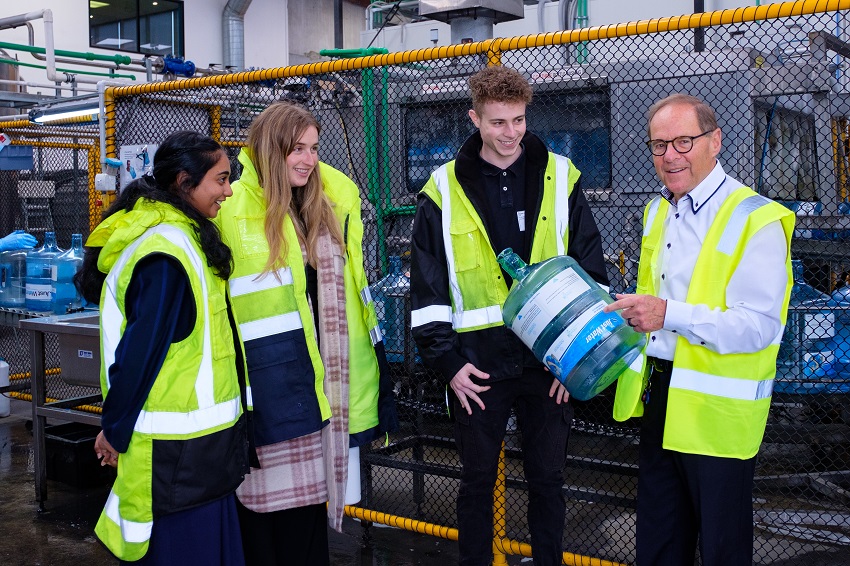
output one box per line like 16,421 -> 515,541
0,119 -> 98,405
2,1 -> 850,563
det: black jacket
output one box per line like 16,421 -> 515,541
410,130 -> 609,385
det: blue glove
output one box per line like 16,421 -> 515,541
0,231 -> 38,252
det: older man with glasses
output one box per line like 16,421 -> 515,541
604,93 -> 795,566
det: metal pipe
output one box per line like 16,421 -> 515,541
98,79 -> 136,171
0,57 -> 135,80
222,0 -> 252,71
694,0 -> 705,52
0,41 -> 133,66
0,78 -> 97,92
334,0 -> 343,49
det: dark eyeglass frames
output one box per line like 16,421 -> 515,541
645,129 -> 716,156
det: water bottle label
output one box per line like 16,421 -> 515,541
25,283 -> 52,300
538,302 -> 619,377
803,351 -> 833,377
510,267 -> 590,347
51,265 -> 58,281
804,312 -> 834,340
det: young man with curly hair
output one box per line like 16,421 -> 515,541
411,65 -> 609,566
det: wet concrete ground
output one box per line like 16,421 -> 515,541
0,399 -> 463,566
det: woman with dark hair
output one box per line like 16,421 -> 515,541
78,131 -> 249,565
215,102 -> 397,565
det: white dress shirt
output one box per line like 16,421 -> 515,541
645,161 -> 790,361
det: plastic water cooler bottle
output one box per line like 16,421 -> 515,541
0,247 -> 27,308
497,248 -> 645,401
25,232 -> 62,312
369,256 -> 409,363
51,233 -> 84,314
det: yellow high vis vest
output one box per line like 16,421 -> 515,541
412,154 -> 579,332
615,187 -> 793,459
94,212 -> 242,561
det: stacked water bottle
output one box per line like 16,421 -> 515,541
0,230 -> 85,314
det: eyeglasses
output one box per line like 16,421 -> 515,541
645,129 -> 716,156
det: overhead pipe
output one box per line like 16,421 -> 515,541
0,77 -> 97,93
223,0 -> 252,71
19,22 -> 151,74
0,56 -> 136,80
0,10 -> 115,85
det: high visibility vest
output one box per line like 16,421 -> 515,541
614,187 -> 794,458
412,154 -> 579,332
218,151 -> 383,439
94,216 -> 243,561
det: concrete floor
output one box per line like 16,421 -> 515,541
0,399 -> 463,566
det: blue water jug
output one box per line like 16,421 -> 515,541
0,248 -> 27,308
776,260 -> 835,393
369,256 -> 409,363
498,248 -> 645,401
25,231 -> 63,312
51,233 -> 84,314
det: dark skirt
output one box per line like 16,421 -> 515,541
235,500 -> 329,566
121,493 -> 244,566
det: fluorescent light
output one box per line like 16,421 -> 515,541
90,1 -> 110,7
141,43 -> 171,51
29,104 -> 100,124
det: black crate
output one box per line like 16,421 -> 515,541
45,422 -> 115,488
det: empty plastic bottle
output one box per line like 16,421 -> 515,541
0,247 -> 27,308
51,233 -> 84,314
498,248 -> 645,401
25,232 -> 63,312
369,256 -> 409,363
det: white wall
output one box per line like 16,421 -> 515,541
0,0 -> 366,89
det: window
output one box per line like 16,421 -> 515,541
89,0 -> 184,57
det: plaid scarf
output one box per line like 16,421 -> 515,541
235,225 -> 349,533
316,224 -> 350,531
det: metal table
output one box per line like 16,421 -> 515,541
19,310 -> 101,509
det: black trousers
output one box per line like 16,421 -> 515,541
235,500 -> 329,566
637,363 -> 757,566
453,368 -> 573,566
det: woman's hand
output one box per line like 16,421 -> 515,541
94,431 -> 119,468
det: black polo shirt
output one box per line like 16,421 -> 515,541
466,147 -> 529,268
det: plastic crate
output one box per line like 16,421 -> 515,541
45,422 -> 114,488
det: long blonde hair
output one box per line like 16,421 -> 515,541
246,102 -> 343,272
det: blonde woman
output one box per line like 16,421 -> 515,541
216,102 -> 396,565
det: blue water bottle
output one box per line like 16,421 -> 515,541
25,232 -> 63,312
51,233 -> 84,314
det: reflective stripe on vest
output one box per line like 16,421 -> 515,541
427,162 -> 572,331
553,155 -> 570,256
229,267 -> 293,297
101,224 -> 239,435
717,194 -> 773,255
411,304 -> 452,327
227,267 -> 305,341
103,491 -> 152,544
668,192 -> 779,401
670,368 -> 774,401
360,285 -> 382,345
642,197 -> 662,238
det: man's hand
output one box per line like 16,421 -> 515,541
450,363 -> 491,415
549,378 -> 570,404
94,430 -> 119,468
603,293 -> 667,334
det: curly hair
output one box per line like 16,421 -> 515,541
468,66 -> 533,114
